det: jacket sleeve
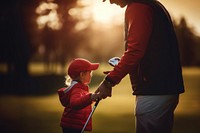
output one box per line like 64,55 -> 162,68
107,3 -> 153,85
69,88 -> 92,110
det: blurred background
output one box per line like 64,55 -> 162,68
0,0 -> 200,133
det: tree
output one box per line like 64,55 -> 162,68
33,0 -> 79,73
0,0 -> 35,76
175,17 -> 196,66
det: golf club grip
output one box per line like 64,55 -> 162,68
94,99 -> 100,106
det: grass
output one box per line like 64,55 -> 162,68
0,67 -> 200,133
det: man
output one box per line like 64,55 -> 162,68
95,0 -> 185,133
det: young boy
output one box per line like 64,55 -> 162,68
58,58 -> 100,133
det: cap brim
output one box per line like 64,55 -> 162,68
89,63 -> 99,70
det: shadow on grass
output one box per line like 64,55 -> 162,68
0,112 -> 199,133
92,113 -> 135,133
0,74 -> 104,95
93,114 -> 200,133
0,111 -> 62,133
173,114 -> 200,133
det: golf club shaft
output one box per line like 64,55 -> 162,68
81,100 -> 100,133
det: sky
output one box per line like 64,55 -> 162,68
83,0 -> 200,35
39,0 -> 200,35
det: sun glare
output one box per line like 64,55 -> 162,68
36,1 -> 62,30
90,1 -> 125,24
35,0 -> 124,31
69,0 -> 125,31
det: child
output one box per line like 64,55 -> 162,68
57,58 -> 100,133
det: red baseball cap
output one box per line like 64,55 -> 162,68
68,58 -> 99,79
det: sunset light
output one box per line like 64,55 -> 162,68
36,1 -> 62,30
69,0 -> 125,31
90,1 -> 125,24
1,0 -> 200,133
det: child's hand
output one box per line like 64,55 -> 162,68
91,93 -> 100,101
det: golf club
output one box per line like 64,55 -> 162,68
108,57 -> 120,67
81,57 -> 120,133
81,100 -> 100,133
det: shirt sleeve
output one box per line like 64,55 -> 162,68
107,3 -> 153,85
69,88 -> 92,110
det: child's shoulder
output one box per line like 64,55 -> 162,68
72,83 -> 89,90
57,81 -> 79,106
57,87 -> 72,107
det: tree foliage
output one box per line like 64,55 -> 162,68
1,1 -> 200,77
174,17 -> 200,66
0,1 -> 200,95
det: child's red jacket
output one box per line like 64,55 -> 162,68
57,81 -> 93,131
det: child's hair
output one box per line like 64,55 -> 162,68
65,75 -> 72,86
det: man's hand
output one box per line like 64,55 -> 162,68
95,80 -> 112,99
91,93 -> 100,102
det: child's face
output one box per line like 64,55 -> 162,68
80,70 -> 93,85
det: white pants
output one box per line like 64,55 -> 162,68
135,95 -> 179,133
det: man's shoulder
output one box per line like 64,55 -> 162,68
127,1 -> 153,12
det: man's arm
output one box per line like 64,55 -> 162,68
96,3 -> 153,99
106,3 -> 153,85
